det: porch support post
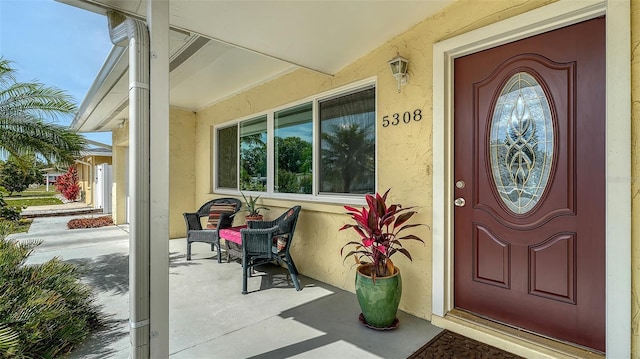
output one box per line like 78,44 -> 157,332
147,0 -> 170,357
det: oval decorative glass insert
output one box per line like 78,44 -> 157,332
490,72 -> 554,214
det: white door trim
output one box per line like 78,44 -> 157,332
432,0 -> 631,356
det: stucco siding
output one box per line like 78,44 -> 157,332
169,108 -> 196,238
112,125 -> 128,225
193,0 -> 557,322
189,0 -> 639,354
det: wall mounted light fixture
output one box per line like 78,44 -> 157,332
388,54 -> 409,93
117,119 -> 126,129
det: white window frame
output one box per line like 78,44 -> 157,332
213,77 -> 377,205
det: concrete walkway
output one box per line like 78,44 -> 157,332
20,201 -> 103,218
9,215 -> 442,358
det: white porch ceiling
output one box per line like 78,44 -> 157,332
61,0 -> 453,132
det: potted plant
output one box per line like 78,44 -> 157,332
241,192 -> 270,221
340,188 -> 426,329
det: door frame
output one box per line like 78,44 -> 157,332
432,0 -> 630,356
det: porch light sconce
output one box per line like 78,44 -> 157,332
117,119 -> 126,129
388,54 -> 409,93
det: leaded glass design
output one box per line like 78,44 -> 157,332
490,72 -> 554,214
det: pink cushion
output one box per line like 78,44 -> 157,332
219,225 -> 246,245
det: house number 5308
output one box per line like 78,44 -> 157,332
382,109 -> 422,127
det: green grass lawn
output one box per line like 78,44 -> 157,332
9,219 -> 32,234
5,197 -> 63,208
7,186 -> 59,198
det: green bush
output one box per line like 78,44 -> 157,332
0,221 -> 102,358
0,187 -> 21,221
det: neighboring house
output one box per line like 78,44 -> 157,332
63,0 -> 638,357
75,145 -> 113,213
42,170 -> 63,190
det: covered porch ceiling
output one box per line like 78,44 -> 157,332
60,0 -> 453,132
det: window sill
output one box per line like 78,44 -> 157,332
211,189 -> 367,214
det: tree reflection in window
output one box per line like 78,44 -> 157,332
240,116 -> 267,191
217,125 -> 238,189
319,87 -> 375,194
275,103 -> 313,194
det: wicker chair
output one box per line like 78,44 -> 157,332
183,198 -> 241,262
241,205 -> 302,294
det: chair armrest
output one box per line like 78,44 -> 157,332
247,220 -> 276,229
241,226 -> 279,254
183,212 -> 203,231
241,226 -> 279,235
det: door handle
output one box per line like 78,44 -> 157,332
454,197 -> 466,207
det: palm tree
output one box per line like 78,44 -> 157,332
321,123 -> 375,193
0,57 -> 85,166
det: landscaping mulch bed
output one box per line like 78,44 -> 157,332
67,216 -> 114,229
408,330 -> 523,359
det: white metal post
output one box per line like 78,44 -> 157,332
148,0 -> 170,357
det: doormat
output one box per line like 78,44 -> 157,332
407,330 -> 524,359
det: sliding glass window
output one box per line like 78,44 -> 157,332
240,115 -> 267,191
216,125 -> 238,189
214,82 -> 376,199
319,87 -> 376,194
275,103 -> 313,194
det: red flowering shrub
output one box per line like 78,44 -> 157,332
67,216 -> 114,229
55,167 -> 80,201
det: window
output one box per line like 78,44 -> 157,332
216,126 -> 237,189
319,87 -> 375,194
214,82 -> 376,200
240,115 -> 267,191
275,103 -> 313,194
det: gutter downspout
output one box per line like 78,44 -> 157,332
106,11 -> 151,358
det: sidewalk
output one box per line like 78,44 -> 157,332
20,201 -> 103,218
10,215 -> 442,358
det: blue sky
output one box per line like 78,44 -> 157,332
0,0 -> 113,145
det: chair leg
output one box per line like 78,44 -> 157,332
286,253 -> 299,275
187,241 -> 192,260
215,242 -> 222,264
283,260 -> 301,291
242,257 -> 248,295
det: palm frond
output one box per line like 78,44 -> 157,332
0,57 -> 85,166
0,119 -> 85,165
0,324 -> 20,353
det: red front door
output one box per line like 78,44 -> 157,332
453,18 -> 605,352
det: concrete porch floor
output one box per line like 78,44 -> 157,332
11,215 -> 442,358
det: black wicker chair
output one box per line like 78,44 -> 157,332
240,205 -> 302,294
183,198 -> 241,262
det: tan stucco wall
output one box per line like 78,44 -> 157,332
193,0 -> 559,322
112,124 -> 128,225
631,0 -> 640,356
76,163 -> 91,205
182,0 -> 640,354
169,108 -> 196,238
110,110 -> 196,235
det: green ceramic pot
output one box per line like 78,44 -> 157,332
355,263 -> 402,328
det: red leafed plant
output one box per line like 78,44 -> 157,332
340,189 -> 427,280
55,166 -> 81,201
